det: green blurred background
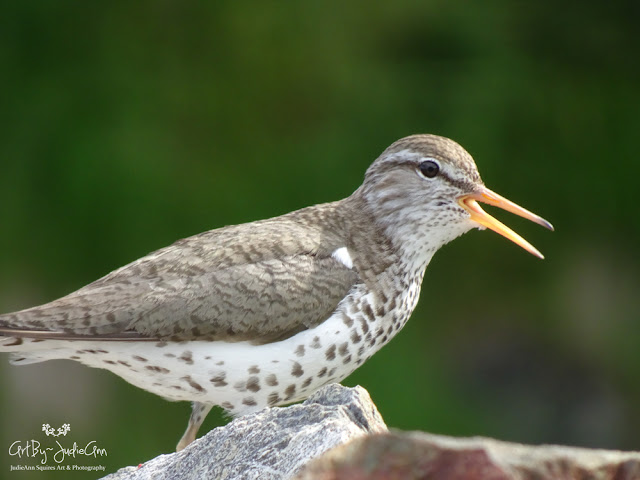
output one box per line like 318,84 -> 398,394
1,1 -> 639,478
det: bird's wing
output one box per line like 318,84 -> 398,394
0,207 -> 360,344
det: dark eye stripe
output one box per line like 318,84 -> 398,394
415,161 -> 477,191
438,171 -> 477,191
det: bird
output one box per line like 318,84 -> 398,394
0,134 -> 553,451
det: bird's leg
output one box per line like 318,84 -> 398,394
176,402 -> 213,451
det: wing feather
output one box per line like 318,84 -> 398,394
0,204 -> 359,344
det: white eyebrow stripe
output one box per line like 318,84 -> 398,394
331,247 -> 353,269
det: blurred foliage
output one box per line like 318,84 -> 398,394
0,1 -> 639,478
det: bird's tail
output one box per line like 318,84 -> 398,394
0,335 -> 60,365
0,316 -> 68,365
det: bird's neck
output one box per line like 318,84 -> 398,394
339,192 -> 435,291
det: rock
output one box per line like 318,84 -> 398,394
102,384 -> 640,480
294,431 -> 640,480
101,384 -> 387,480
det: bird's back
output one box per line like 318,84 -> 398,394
0,200 -> 360,344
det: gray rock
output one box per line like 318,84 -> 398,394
102,384 -> 640,480
294,431 -> 640,480
101,384 -> 387,480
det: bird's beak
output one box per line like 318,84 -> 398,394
458,188 -> 554,259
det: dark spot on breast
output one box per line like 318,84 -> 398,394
242,397 -> 257,407
216,361 -> 225,366
294,345 -> 305,357
182,376 -> 205,393
359,318 -> 369,334
179,351 -> 194,365
325,344 -> 336,361
155,341 -> 168,348
302,377 -> 313,388
317,367 -> 327,378
342,355 -> 352,364
291,362 -> 304,377
133,355 -> 148,362
376,304 -> 386,317
284,384 -> 296,401
247,376 -> 261,392
268,393 -> 281,406
221,401 -> 234,410
146,365 -> 170,374
310,336 -> 322,349
248,365 -> 260,374
388,297 -> 397,311
210,373 -> 228,387
362,303 -> 375,322
338,342 -> 349,357
350,331 -> 362,344
342,313 -> 354,327
4,338 -> 23,347
70,355 -> 80,360
164,353 -> 176,358
103,360 -> 116,365
266,374 -> 278,386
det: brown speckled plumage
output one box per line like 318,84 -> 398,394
0,202 -> 359,344
0,134 -> 550,451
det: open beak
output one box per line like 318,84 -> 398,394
458,188 -> 554,259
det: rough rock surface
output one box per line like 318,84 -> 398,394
102,383 -> 640,480
101,384 -> 387,480
294,431 -> 640,480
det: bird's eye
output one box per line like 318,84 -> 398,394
418,160 -> 439,178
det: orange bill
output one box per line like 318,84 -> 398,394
458,188 -> 553,259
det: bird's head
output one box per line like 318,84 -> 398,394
361,134 -> 553,261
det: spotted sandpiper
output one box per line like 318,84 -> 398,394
0,134 -> 552,450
